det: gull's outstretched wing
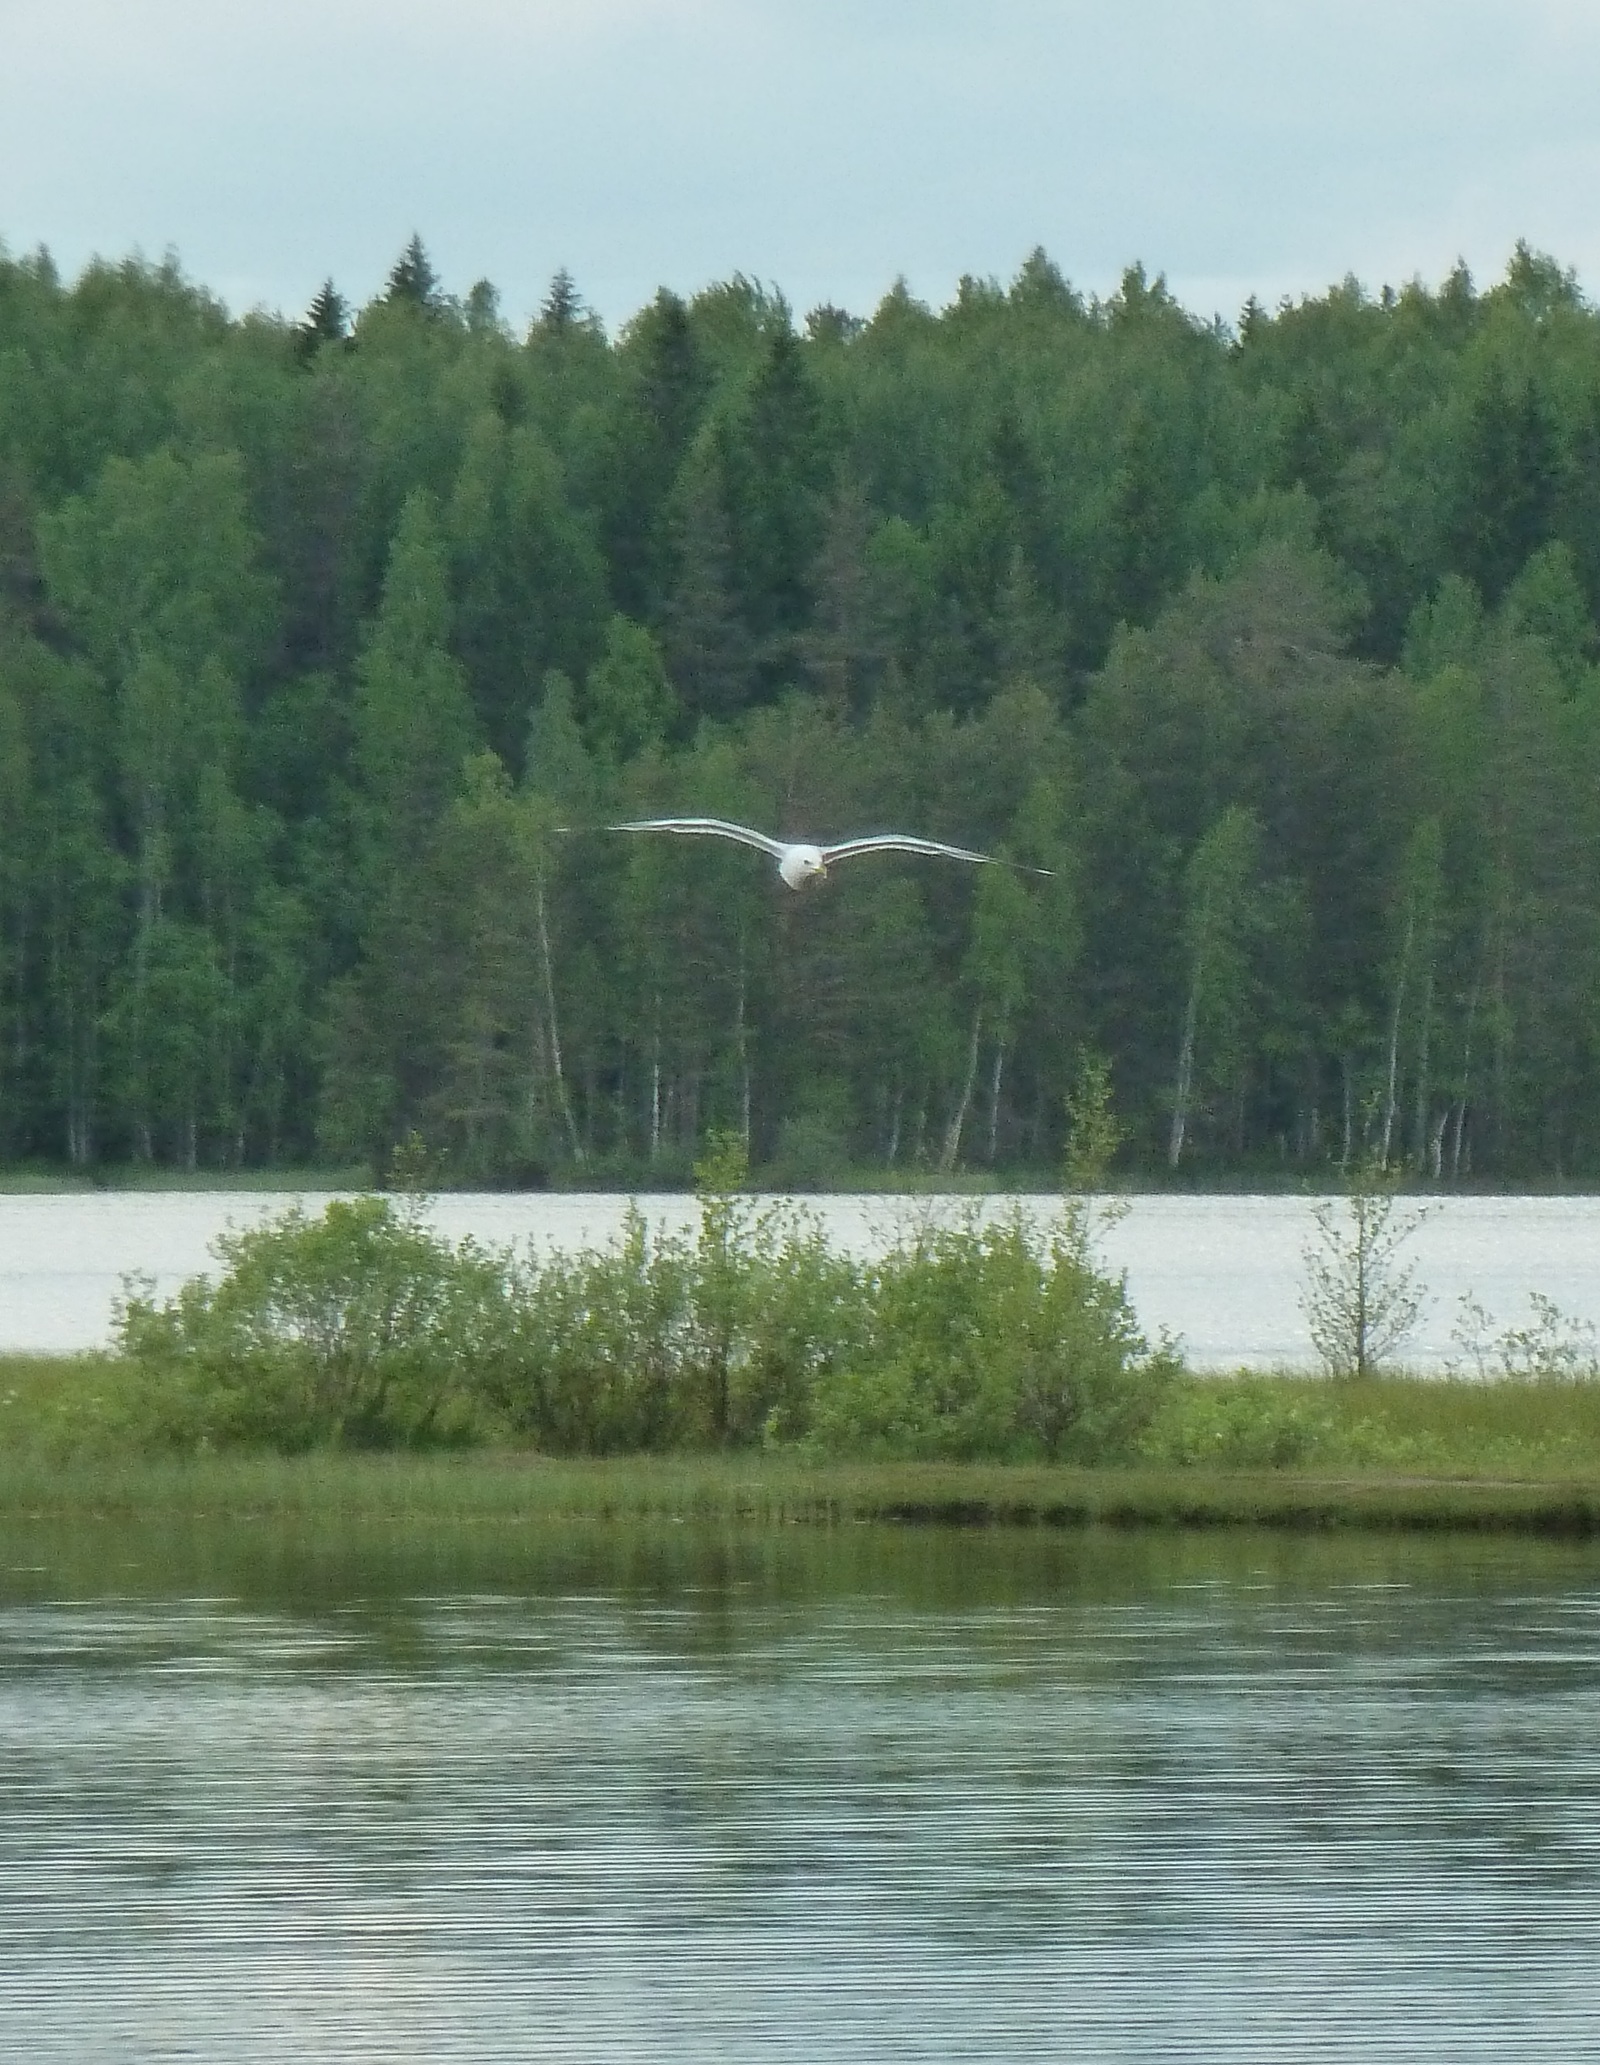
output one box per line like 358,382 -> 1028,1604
820,833 -> 1054,877
608,817 -> 789,860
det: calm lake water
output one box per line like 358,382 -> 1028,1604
2,1524 -> 1599,2062
4,1188 -> 1600,1366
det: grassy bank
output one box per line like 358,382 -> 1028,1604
7,1357 -> 1600,1534
2,1450 -> 1599,1535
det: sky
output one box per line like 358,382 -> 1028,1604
5,0 -> 1600,334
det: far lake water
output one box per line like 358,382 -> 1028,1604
2,1525 -> 1599,2061
3,1188 -> 1600,1367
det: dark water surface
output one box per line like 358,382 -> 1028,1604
2,1523 -> 1599,2061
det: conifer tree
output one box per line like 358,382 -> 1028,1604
383,234 -> 442,313
295,278 -> 349,358
662,447 -> 754,718
539,268 -> 583,333
354,488 -> 476,845
1450,367 -> 1562,603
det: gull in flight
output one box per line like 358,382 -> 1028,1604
607,817 -> 1052,890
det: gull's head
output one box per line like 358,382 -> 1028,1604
778,843 -> 828,890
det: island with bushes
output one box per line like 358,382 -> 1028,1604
6,1139 -> 1600,1534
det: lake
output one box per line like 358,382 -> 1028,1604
4,1188 -> 1600,1367
1,1523 -> 1598,2062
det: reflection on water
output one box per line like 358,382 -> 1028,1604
2,1525 -> 1599,2061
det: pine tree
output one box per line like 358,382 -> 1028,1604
295,278 -> 349,359
662,449 -> 754,719
721,328 -> 826,674
383,234 -> 442,313
354,489 -> 476,848
1450,367 -> 1562,603
609,289 -> 710,616
539,268 -> 583,333
321,491 -> 481,1165
804,478 -> 891,712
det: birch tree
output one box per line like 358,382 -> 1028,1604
1168,806 -> 1262,1168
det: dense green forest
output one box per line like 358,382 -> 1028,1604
2,233 -> 1600,1184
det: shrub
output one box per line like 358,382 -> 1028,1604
1450,1292 -> 1600,1384
489,1141 -> 866,1452
1142,1376 -> 1334,1469
1300,1159 -> 1427,1378
116,1196 -> 520,1449
110,1166 -> 1177,1462
807,1206 -> 1178,1462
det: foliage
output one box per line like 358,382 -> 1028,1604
1142,1376 -> 1335,1469
1063,1048 -> 1124,1193
98,1181 -> 1172,1460
18,1349 -> 1600,1515
1300,1158 -> 1428,1378
10,237 -> 1600,1179
1449,1292 -> 1600,1383
1142,1366 -> 1600,1479
807,1208 -> 1178,1462
500,1151 -> 865,1454
113,1197 -> 516,1448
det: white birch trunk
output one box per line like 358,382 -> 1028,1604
985,1038 -> 1006,1163
535,872 -> 584,1164
1381,902 -> 1413,1166
939,1005 -> 982,1172
1168,979 -> 1198,1169
733,942 -> 751,1151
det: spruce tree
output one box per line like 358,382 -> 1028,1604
295,278 -> 349,359
539,268 -> 583,333
383,234 -> 441,313
1451,367 -> 1562,603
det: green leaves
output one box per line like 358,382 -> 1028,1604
355,487 -> 476,836
1301,1160 -> 1428,1379
13,238 -> 1600,1178
39,448 -> 275,684
115,1196 -> 517,1448
582,615 -> 676,764
114,1190 -> 1172,1461
808,1209 -> 1176,1462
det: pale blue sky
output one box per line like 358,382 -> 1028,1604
4,0 -> 1599,331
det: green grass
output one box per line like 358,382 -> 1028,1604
7,1354 -> 1600,1534
1148,1369 -> 1600,1478
1,1449 -> 1598,1534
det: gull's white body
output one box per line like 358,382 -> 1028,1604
777,843 -> 828,889
607,818 -> 1050,889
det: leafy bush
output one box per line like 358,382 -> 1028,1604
111,1167 -> 1176,1461
1142,1376 -> 1334,1469
116,1196 -> 520,1449
808,1206 -> 1178,1462
1300,1161 -> 1427,1378
498,1159 -> 866,1452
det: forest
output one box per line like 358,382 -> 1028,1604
1,233 -> 1599,1186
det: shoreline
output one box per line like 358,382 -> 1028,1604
7,1356 -> 1600,1533
11,1171 -> 1600,1199
3,1451 -> 1600,1536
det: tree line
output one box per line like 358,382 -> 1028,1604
2,232 -> 1600,1183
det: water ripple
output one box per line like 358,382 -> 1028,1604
2,1557 -> 1599,2059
